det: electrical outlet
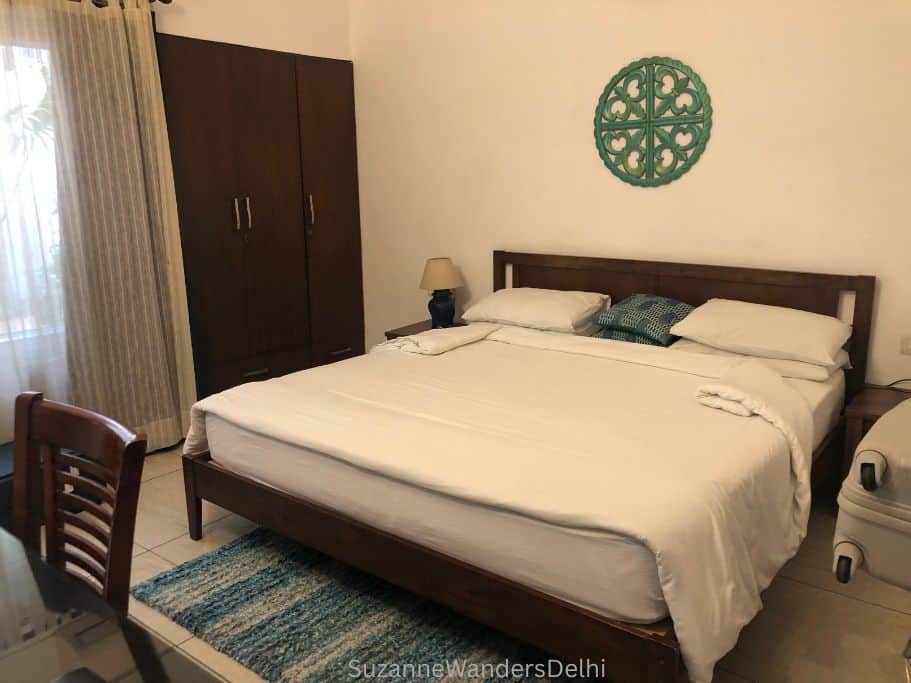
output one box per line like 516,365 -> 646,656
902,336 -> 911,356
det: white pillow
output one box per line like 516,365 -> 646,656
463,287 -> 609,334
670,338 -> 850,382
670,298 -> 852,367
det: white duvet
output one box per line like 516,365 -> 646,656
186,326 -> 814,683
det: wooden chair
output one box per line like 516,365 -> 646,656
13,392 -> 147,612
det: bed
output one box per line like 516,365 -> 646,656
181,251 -> 875,683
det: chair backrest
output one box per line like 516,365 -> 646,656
13,392 -> 147,612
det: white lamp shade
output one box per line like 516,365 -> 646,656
420,257 -> 464,291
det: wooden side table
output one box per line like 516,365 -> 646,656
384,320 -> 465,340
843,387 -> 910,475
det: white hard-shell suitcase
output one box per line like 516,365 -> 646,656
832,396 -> 911,680
833,397 -> 911,587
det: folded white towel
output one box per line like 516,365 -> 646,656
696,359 -> 814,539
371,323 -> 501,355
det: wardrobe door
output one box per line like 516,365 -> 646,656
296,56 -> 365,366
232,46 -> 312,370
156,35 -> 249,396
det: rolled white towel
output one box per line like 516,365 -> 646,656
371,323 -> 501,355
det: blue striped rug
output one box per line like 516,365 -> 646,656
131,528 -> 572,682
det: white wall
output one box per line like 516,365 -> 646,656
154,0 -> 350,59
349,1 -> 911,384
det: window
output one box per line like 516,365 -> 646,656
0,45 -> 62,342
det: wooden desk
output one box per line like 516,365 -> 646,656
0,527 -> 221,683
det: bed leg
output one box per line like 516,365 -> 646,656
182,455 -> 203,540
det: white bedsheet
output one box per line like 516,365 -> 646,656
186,327 -> 841,683
206,414 -> 669,622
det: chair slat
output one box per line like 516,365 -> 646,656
64,566 -> 104,594
58,492 -> 114,527
60,529 -> 109,568
57,451 -> 116,487
56,470 -> 115,507
63,546 -> 107,585
59,510 -> 111,547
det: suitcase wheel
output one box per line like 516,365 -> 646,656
833,541 -> 863,584
860,462 -> 878,491
836,555 -> 853,584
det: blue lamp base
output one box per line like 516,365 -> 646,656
428,289 -> 456,328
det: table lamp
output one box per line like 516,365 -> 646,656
420,257 -> 465,328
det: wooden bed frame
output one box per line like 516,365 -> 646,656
183,251 -> 875,683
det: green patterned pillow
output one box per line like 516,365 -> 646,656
595,294 -> 693,346
596,327 -> 665,346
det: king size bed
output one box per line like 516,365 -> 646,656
181,251 -> 875,683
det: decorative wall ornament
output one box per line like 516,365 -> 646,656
594,57 -> 712,187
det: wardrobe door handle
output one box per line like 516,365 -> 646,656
233,197 -> 241,231
307,194 -> 316,226
245,196 -> 253,231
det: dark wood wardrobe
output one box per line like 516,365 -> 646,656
155,34 -> 364,397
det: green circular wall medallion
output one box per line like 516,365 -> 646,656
594,57 -> 712,187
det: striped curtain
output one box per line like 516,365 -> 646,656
0,0 -> 196,450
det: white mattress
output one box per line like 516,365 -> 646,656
794,369 -> 845,451
205,359 -> 843,625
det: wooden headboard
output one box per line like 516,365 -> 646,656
493,251 -> 875,399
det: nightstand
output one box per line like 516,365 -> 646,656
384,320 -> 466,340
843,387 -> 910,475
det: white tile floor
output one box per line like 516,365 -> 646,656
129,448 -> 911,683
129,447 -> 264,682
